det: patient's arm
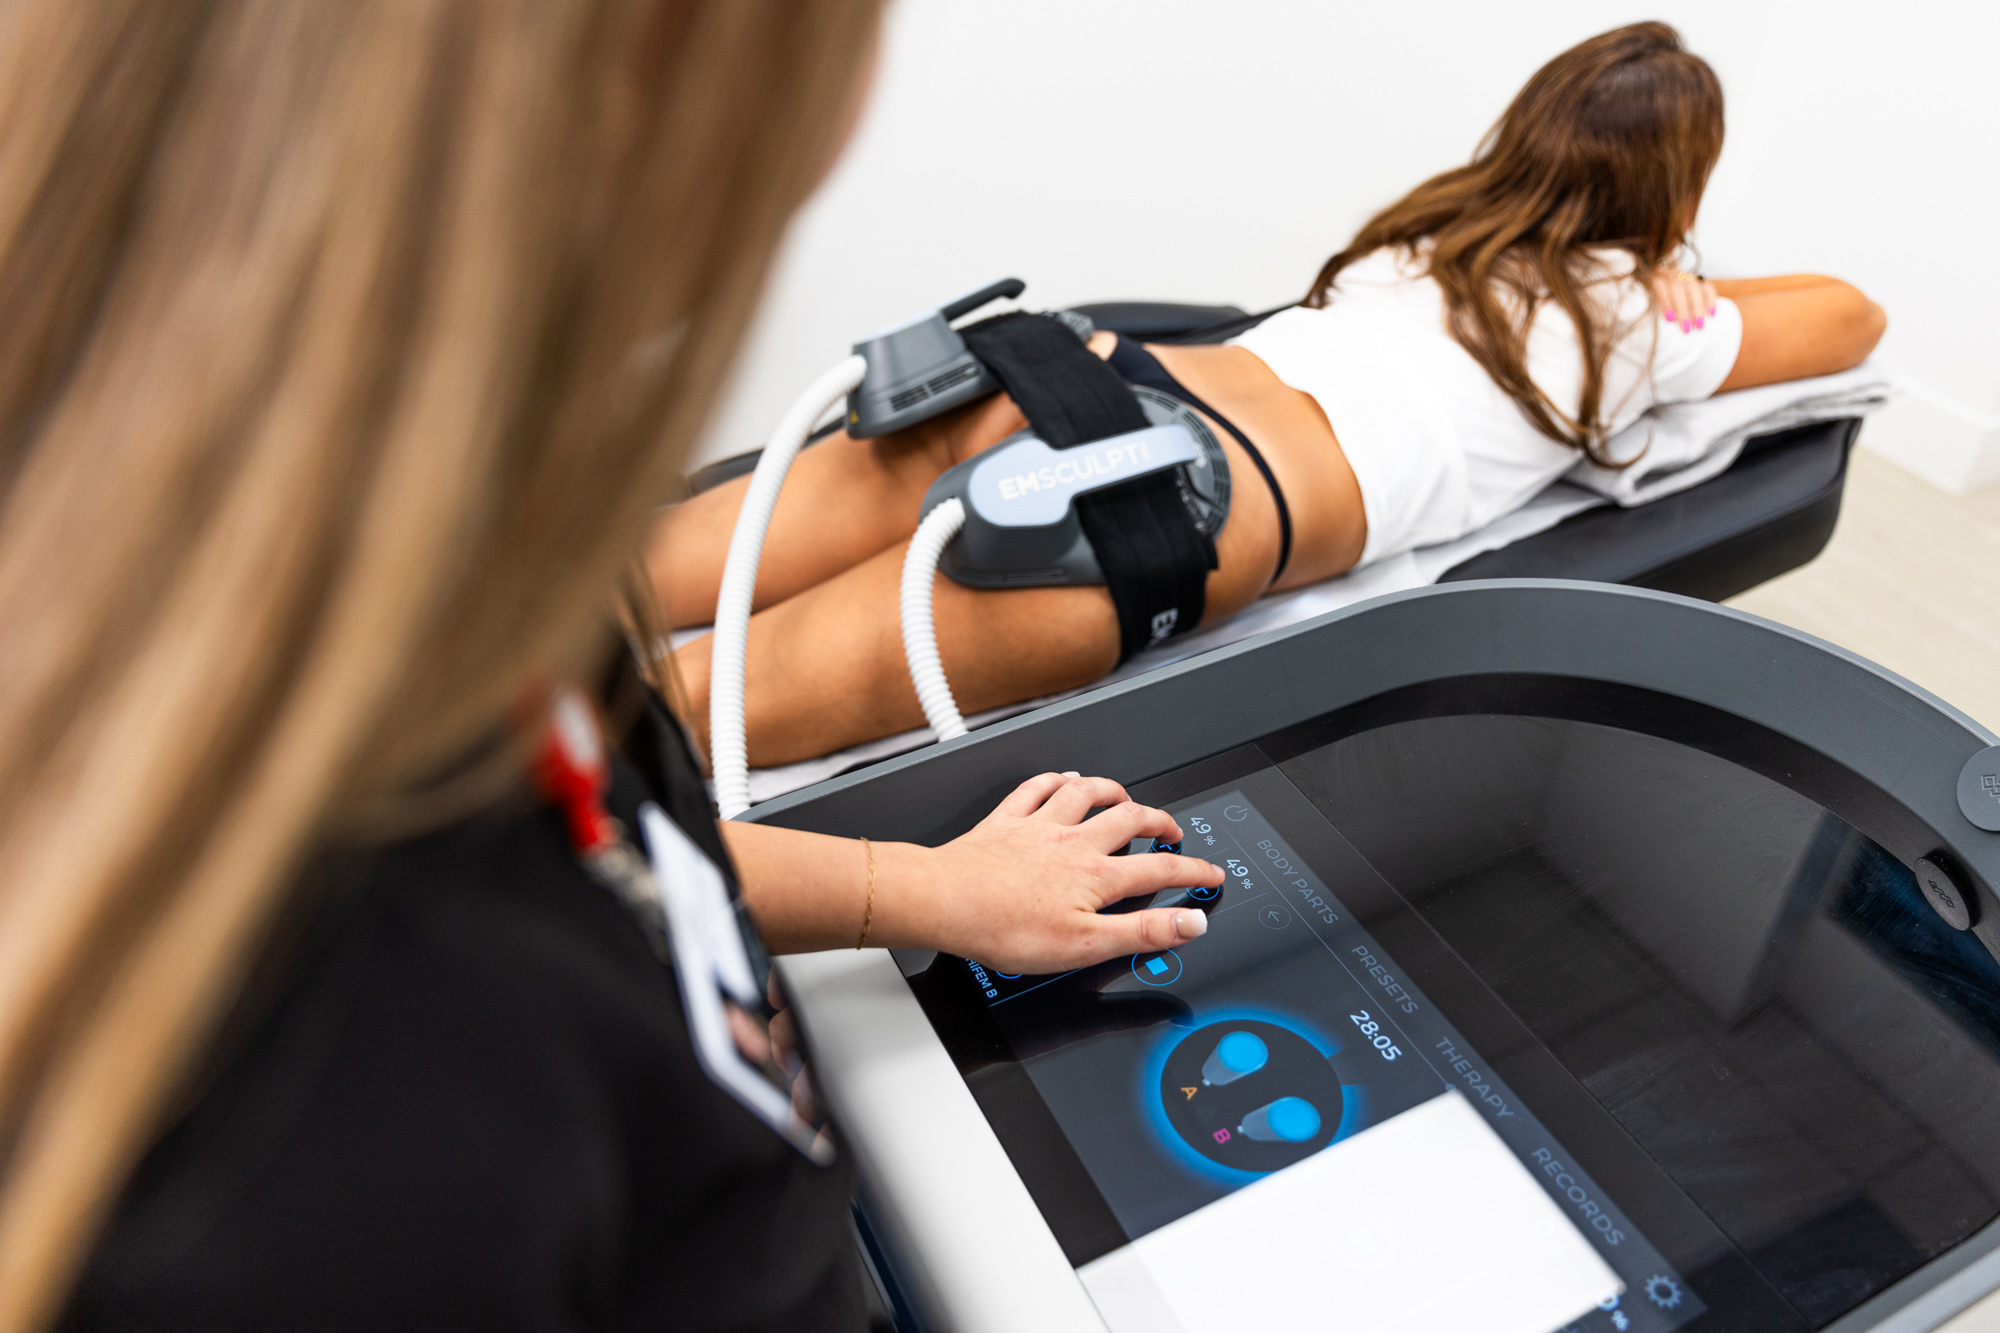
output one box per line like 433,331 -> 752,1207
1713,274 -> 1886,392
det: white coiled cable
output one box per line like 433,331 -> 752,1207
709,353 -> 868,819
900,498 -> 969,742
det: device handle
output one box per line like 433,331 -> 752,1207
939,277 -> 1025,323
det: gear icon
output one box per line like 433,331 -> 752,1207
1644,1274 -> 1684,1309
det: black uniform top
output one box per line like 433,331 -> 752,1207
61,688 -> 865,1332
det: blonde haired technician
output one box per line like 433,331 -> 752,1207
0,4 -> 1218,1329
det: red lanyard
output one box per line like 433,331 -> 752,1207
530,684 -> 619,857
525,680 -> 828,1161
529,680 -> 665,931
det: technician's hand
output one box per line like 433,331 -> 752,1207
1648,266 -> 1718,333
887,772 -> 1225,975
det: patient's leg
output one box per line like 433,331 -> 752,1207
649,393 -> 1031,628
673,431 -> 1282,765
674,547 -> 1121,765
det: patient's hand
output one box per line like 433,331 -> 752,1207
892,772 -> 1223,975
1647,266 -> 1718,333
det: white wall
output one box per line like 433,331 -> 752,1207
698,0 -> 2000,492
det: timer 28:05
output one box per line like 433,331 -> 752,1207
1349,1010 -> 1402,1061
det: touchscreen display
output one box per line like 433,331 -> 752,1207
909,689 -> 2000,1333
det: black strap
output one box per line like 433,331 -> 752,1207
959,313 -> 1215,660
1075,472 -> 1213,654
1106,334 -> 1293,584
960,312 -> 1147,444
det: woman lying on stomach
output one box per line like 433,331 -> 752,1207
651,20 -> 1885,768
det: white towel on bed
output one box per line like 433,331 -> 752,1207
727,366 -> 1890,804
1565,360 -> 1892,506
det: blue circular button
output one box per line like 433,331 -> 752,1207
1266,1097 -> 1321,1142
1152,838 -> 1184,855
1131,949 -> 1183,986
1217,1031 -> 1268,1075
1239,1095 -> 1322,1143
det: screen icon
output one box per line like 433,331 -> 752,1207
1201,1031 -> 1269,1086
1131,949 -> 1184,987
1159,1020 -> 1342,1172
1239,1096 -> 1323,1143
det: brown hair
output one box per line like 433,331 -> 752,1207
1306,22 -> 1724,463
0,1 -> 880,1324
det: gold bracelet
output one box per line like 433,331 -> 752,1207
856,836 -> 876,950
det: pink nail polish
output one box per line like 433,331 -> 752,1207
1695,317 -> 1705,330
1663,309 -> 1677,322
1680,319 -> 1692,332
1709,304 -> 1717,317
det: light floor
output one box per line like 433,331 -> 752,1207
1945,1285 -> 2000,1332
1726,447 -> 1998,1332
1727,447 -> 2000,734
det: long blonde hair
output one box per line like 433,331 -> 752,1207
0,1 -> 880,1324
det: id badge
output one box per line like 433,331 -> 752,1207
638,804 -> 834,1164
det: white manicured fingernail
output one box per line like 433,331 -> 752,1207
1062,770 -> 1080,778
1177,910 -> 1208,938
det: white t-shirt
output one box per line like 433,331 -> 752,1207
1233,245 -> 1743,566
